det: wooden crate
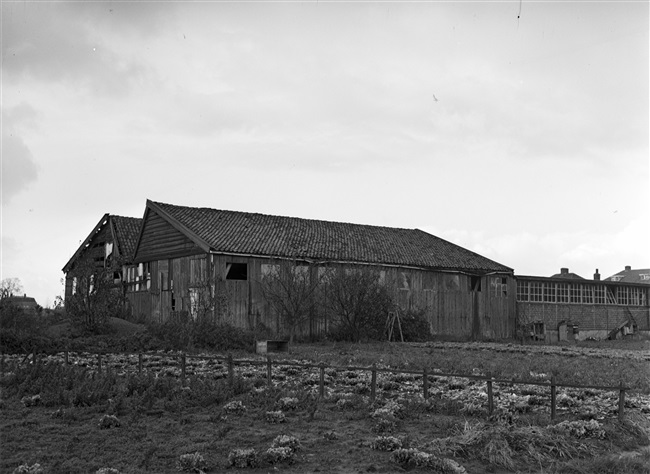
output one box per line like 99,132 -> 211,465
256,340 -> 289,354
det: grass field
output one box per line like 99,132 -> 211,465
1,338 -> 649,473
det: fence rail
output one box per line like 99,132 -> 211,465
1,349 -> 630,421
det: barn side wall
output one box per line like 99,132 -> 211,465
127,253 -> 515,340
64,222 -> 116,303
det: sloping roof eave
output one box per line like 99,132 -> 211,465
207,248 -> 512,274
146,200 -> 511,272
62,213 -> 111,273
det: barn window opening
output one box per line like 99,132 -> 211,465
492,276 -> 508,297
399,272 -> 411,290
470,276 -> 482,292
226,263 -> 248,280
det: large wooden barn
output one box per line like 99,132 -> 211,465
123,200 -> 516,340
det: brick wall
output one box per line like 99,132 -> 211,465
517,302 -> 650,338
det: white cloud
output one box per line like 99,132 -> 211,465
1,1 -> 647,306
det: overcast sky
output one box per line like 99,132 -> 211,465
2,1 -> 648,308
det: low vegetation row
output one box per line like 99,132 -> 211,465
0,296 -> 432,355
4,348 -> 649,423
1,350 -> 649,473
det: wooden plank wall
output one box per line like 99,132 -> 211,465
136,211 -> 204,262
127,253 -> 516,340
64,222 -> 115,303
381,268 -> 515,339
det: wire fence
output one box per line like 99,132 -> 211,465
1,349 -> 630,421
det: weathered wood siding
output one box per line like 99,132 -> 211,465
64,222 -> 115,302
128,252 -> 516,340
127,256 -> 202,322
382,268 -> 515,339
135,210 -> 204,262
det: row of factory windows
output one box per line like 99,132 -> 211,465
516,280 -> 648,306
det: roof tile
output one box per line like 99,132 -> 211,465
152,201 -> 511,273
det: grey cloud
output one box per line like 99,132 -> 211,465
2,102 -> 39,130
2,2 -> 159,97
1,133 -> 39,204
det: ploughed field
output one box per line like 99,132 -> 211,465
1,341 -> 649,473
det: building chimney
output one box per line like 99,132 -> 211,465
625,265 -> 631,271
560,268 -> 569,275
594,269 -> 600,281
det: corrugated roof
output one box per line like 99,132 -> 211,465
112,216 -> 142,260
150,201 -> 512,273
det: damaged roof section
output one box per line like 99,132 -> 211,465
62,214 -> 142,273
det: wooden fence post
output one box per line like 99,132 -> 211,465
180,353 -> 186,385
138,352 -> 143,374
618,381 -> 626,421
550,375 -> 557,420
64,350 -> 69,365
423,368 -> 429,400
227,354 -> 234,386
487,373 -> 494,415
319,362 -> 326,398
32,348 -> 37,366
97,352 -> 102,374
266,357 -> 272,387
370,364 -> 377,401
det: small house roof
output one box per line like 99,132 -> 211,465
550,268 -> 585,280
141,200 -> 512,273
4,295 -> 37,305
4,295 -> 39,311
605,267 -> 650,285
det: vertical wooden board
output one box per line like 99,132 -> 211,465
248,258 -> 262,325
181,256 -> 191,292
237,280 -> 249,325
161,291 -> 171,322
172,258 -> 183,294
152,293 -> 161,323
150,260 -> 159,293
423,290 -> 437,333
411,271 -> 422,291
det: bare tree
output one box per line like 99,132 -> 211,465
65,257 -> 129,332
258,260 -> 329,342
0,278 -> 23,300
323,266 -> 394,342
189,273 -> 231,323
